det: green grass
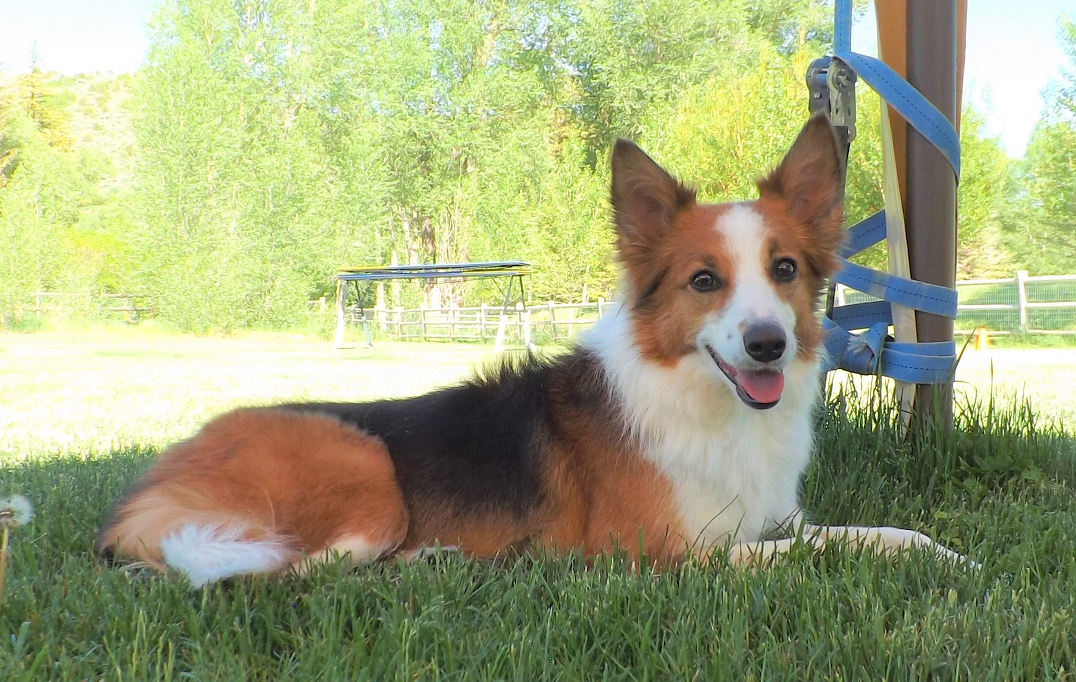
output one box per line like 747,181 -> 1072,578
1,331 -> 1075,680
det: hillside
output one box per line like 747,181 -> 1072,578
44,71 -> 139,192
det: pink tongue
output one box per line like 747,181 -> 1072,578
738,371 -> 785,404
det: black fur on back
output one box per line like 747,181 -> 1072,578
282,348 -> 613,519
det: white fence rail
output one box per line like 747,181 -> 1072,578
344,300 -> 620,345
346,271 -> 1076,343
6,271 -> 1075,338
836,271 -> 1076,336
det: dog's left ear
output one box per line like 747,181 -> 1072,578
610,139 -> 696,256
757,114 -> 845,263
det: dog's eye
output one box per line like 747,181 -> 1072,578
773,258 -> 798,282
690,270 -> 721,292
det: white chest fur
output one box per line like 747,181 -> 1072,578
581,312 -> 821,548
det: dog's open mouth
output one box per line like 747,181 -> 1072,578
706,345 -> 784,410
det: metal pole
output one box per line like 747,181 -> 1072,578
905,0 -> 958,428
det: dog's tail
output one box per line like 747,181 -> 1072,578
97,485 -> 298,586
97,407 -> 409,586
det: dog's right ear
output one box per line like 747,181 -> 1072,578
610,139 -> 696,256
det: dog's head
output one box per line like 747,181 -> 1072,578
611,114 -> 845,409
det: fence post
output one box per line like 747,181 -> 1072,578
333,279 -> 346,349
419,307 -> 427,341
597,297 -> 605,318
1016,270 -> 1029,332
480,303 -> 488,341
395,307 -> 403,340
548,300 -> 556,340
495,311 -> 508,352
375,301 -> 388,332
523,308 -> 533,348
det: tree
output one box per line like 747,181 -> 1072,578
1002,14 -> 1076,275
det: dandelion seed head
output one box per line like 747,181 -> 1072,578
0,495 -> 34,528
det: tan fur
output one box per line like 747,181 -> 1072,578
100,408 -> 409,567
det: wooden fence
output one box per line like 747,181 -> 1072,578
348,271 -> 1076,343
345,300 -> 619,345
8,270 -> 1075,339
837,271 -> 1076,336
3,292 -> 153,325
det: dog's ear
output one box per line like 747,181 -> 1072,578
756,114 -> 846,279
757,113 -> 845,239
610,139 -> 696,255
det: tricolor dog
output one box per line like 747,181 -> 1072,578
99,114 -> 970,586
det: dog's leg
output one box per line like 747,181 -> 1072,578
725,537 -> 801,566
726,523 -> 977,569
802,524 -> 975,567
291,534 -> 405,575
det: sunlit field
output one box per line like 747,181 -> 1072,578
1,329 -> 1072,455
1,329 -> 1075,679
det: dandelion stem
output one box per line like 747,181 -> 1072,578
0,526 -> 8,613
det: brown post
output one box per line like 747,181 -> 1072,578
333,278 -> 347,349
905,0 -> 958,428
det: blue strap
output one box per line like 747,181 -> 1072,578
821,1 -> 961,385
834,51 -> 961,179
822,318 -> 957,383
834,0 -> 852,55
831,301 -> 892,330
823,318 -> 889,375
842,210 -> 887,258
834,261 -> 958,319
877,342 -> 958,384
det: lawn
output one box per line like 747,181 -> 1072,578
1,330 -> 1075,680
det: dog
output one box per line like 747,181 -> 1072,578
98,114 -> 970,586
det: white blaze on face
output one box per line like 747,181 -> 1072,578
697,204 -> 799,403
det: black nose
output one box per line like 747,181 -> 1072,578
743,322 -> 787,363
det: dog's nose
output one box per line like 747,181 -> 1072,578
743,322 -> 787,363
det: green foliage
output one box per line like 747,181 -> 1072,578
15,68 -> 74,152
1000,15 -> 1076,275
126,0 -> 840,329
0,71 -> 141,328
1007,120 -> 1076,274
955,110 -> 1014,277
1,1 -> 1068,331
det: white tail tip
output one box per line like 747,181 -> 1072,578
160,523 -> 291,587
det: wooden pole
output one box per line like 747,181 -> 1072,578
333,278 -> 346,349
905,0 -> 959,428
1016,270 -> 1030,332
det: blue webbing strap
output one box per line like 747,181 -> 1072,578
819,1 -> 961,385
830,301 -> 892,330
834,0 -> 853,54
823,316 -> 957,384
831,0 -> 959,178
841,210 -> 886,258
834,52 -> 961,179
823,212 -> 960,381
834,262 -> 958,319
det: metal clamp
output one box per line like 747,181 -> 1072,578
806,56 -> 857,148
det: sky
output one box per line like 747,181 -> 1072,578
0,0 -> 1071,158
